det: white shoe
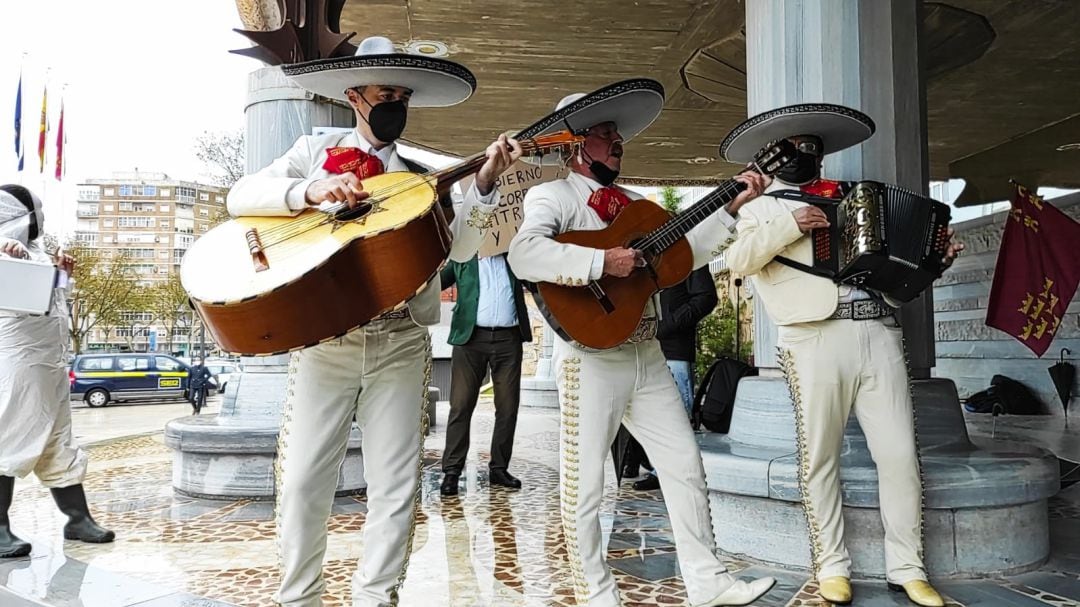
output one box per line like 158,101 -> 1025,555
695,576 -> 777,607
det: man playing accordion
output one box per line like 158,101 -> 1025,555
721,104 -> 964,607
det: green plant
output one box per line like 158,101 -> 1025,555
695,297 -> 752,378
659,186 -> 682,213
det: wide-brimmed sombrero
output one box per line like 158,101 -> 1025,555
515,78 -> 665,143
282,37 -> 476,108
720,103 -> 875,163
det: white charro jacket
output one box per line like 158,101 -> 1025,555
507,172 -> 737,294
724,182 -> 841,325
227,129 -> 497,326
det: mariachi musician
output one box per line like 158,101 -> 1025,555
721,103 -> 964,607
507,79 -> 776,607
227,36 -> 522,607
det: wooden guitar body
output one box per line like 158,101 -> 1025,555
532,199 -> 693,350
181,172 -> 451,356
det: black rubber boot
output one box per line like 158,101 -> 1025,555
0,476 -> 32,558
49,484 -> 115,544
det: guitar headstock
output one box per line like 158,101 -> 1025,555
752,139 -> 798,176
521,130 -> 585,158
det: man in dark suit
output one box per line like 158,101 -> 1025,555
440,253 -> 533,496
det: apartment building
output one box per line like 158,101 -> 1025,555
74,172 -> 228,353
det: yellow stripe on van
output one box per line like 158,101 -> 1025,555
77,371 -> 188,378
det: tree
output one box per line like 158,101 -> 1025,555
67,246 -> 144,353
145,274 -> 193,353
695,297 -> 753,379
195,129 -> 246,188
660,186 -> 683,213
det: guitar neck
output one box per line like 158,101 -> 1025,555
429,137 -> 578,191
639,179 -> 747,254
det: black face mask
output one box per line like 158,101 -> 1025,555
361,98 -> 408,143
775,151 -> 821,186
583,149 -> 620,186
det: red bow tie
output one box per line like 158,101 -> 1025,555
322,147 -> 385,180
801,179 -> 844,199
587,187 -> 634,223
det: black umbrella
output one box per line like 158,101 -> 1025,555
1049,348 -> 1075,428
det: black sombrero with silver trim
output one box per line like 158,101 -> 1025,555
719,103 -> 875,163
515,78 -> 665,143
282,37 -> 476,108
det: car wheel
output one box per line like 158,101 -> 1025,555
85,388 -> 109,408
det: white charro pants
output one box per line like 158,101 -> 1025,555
275,318 -> 431,607
553,337 -> 734,607
776,317 -> 926,584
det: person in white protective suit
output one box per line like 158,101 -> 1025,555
0,184 -> 115,559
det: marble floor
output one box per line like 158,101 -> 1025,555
2,401 -> 1080,607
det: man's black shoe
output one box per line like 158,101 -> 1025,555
440,473 -> 460,497
489,469 -> 522,490
622,464 -> 640,479
632,473 -> 660,491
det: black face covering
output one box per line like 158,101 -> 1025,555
775,151 -> 821,186
583,149 -> 620,186
361,98 -> 408,143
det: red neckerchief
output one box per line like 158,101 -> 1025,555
800,178 -> 844,199
322,147 -> 385,180
587,186 -> 633,223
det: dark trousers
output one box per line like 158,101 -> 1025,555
189,386 -> 208,413
442,327 -> 523,473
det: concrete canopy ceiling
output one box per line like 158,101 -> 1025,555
335,0 -> 1080,203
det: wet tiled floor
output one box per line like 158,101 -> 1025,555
2,402 -> 1079,606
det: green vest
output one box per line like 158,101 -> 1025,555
441,255 -> 532,346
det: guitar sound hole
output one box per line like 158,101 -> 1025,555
333,203 -> 374,222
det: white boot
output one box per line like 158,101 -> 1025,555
694,576 -> 776,607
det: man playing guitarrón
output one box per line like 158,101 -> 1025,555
507,79 -> 775,607
721,103 -> 963,607
228,37 -> 521,607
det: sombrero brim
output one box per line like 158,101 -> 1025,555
282,54 -> 477,107
720,104 -> 875,163
515,79 -> 665,143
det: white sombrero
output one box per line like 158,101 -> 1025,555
281,37 -> 476,107
720,103 -> 875,163
515,78 -> 665,143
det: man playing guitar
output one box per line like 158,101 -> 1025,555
507,79 -> 775,607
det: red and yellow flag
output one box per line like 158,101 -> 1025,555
986,183 -> 1080,356
37,85 -> 47,173
55,99 -> 64,180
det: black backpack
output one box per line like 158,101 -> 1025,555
692,357 -> 758,433
963,374 -> 1046,416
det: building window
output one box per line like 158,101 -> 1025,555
118,217 -> 155,228
158,250 -> 169,259
160,188 -> 171,197
103,204 -> 114,212
199,208 -> 209,217
160,204 -> 170,212
160,219 -> 170,229
176,186 -> 196,201
200,223 -> 208,232
103,219 -> 114,227
103,188 -> 115,197
215,195 -> 224,203
119,202 -> 134,211
199,192 -> 210,201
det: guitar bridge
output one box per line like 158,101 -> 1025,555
245,228 -> 269,272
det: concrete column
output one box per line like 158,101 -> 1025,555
745,0 -> 933,374
166,68 -> 361,499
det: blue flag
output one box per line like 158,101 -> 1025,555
14,73 -> 23,171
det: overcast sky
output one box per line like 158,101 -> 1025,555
0,0 -> 254,235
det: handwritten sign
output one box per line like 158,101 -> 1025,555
461,160 -> 565,257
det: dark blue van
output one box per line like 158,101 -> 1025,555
70,353 -> 190,407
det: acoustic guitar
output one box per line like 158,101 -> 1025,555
528,139 -> 796,350
181,132 -> 582,356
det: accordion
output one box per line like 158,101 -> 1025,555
778,181 -> 952,303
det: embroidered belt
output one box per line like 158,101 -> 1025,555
375,307 -> 411,321
828,299 -> 894,321
626,316 -> 658,343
